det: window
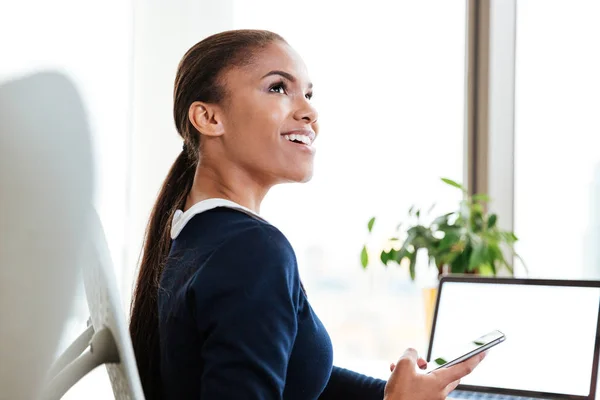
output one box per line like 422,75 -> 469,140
514,0 -> 600,280
234,0 -> 467,378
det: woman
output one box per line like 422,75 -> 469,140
129,29 -> 484,400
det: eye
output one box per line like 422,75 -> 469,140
305,92 -> 313,100
269,81 -> 287,95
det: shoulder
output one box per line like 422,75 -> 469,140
185,222 -> 302,319
187,221 -> 299,291
233,223 -> 294,254
215,223 -> 296,274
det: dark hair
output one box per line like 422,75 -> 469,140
129,29 -> 285,399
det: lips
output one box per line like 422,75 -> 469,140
281,129 -> 316,143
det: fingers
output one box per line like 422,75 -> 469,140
443,379 -> 461,397
397,347 -> 418,364
434,351 -> 486,384
390,348 -> 418,376
391,356 -> 426,372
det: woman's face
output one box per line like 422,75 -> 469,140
217,41 -> 319,185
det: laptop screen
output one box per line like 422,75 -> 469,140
428,278 -> 600,398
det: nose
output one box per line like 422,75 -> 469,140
293,98 -> 318,124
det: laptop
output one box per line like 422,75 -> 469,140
427,276 -> 600,399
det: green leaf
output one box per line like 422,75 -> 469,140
416,209 -> 421,218
441,177 -> 467,192
472,193 -> 491,202
408,251 -> 417,280
471,203 -> 484,214
478,263 -> 494,276
394,247 -> 409,264
434,357 -> 447,366
389,249 -> 401,263
500,231 -> 519,244
451,245 -> 471,273
438,230 -> 461,252
487,242 -> 514,276
488,214 -> 497,229
432,212 -> 454,227
487,241 -> 503,260
360,245 -> 369,269
409,226 -> 434,250
367,217 -> 376,232
380,250 -> 389,266
468,241 -> 487,271
440,247 -> 462,267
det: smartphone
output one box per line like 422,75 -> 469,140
425,329 -> 506,374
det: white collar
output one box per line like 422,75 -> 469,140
170,198 -> 267,239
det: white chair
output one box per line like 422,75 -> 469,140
0,70 -> 144,399
43,210 -> 145,400
0,71 -> 94,399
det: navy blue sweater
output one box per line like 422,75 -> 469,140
158,207 -> 387,399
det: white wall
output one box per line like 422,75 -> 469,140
0,0 -> 133,288
514,0 -> 600,279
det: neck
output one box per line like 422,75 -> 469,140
185,162 -> 271,214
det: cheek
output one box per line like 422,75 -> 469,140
247,101 -> 288,145
260,98 -> 288,130
236,96 -> 287,131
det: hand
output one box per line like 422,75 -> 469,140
390,356 -> 427,372
384,348 -> 486,400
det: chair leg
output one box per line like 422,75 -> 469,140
41,326 -> 120,400
46,324 -> 95,382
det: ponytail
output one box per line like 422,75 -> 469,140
129,149 -> 195,399
129,30 -> 286,399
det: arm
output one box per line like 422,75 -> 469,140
319,366 -> 387,400
189,225 -> 301,399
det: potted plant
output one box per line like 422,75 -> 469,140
360,178 -> 525,333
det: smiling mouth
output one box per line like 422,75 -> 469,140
282,133 -> 313,146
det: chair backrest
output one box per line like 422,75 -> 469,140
82,210 -> 145,399
0,71 -> 94,399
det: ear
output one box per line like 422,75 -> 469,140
188,101 -> 225,137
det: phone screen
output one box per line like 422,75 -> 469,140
425,330 -> 505,374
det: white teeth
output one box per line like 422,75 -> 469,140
284,134 -> 311,145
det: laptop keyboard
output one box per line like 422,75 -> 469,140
448,390 -> 541,399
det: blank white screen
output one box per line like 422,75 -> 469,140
430,282 -> 599,396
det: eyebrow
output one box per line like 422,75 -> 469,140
262,70 -> 313,89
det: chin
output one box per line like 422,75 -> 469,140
298,173 -> 313,183
282,167 -> 314,184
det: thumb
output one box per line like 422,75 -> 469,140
392,348 -> 418,372
400,348 -> 418,362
